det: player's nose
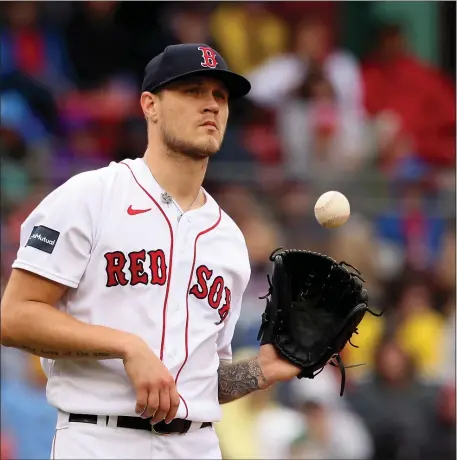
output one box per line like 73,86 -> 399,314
202,96 -> 220,115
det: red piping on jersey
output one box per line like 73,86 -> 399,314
121,161 -> 173,361
174,207 -> 222,419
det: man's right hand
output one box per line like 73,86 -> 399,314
123,339 -> 180,425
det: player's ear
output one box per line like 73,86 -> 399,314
140,91 -> 160,123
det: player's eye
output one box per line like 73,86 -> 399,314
214,90 -> 228,101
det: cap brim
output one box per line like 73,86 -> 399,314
146,69 -> 251,99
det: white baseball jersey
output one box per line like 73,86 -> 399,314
12,157 -> 251,422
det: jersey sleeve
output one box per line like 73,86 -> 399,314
12,171 -> 104,288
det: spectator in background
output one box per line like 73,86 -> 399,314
362,23 -> 456,169
276,64 -> 370,180
161,4 -> 214,48
1,1 -> 72,94
288,367 -> 373,460
273,180 -> 326,251
0,72 -> 60,137
268,1 -> 339,31
437,297 -> 456,385
64,1 -> 132,90
49,118 -> 108,188
112,117 -> 148,164
210,2 -> 289,76
375,159 -> 446,274
0,126 -> 34,212
61,2 -> 140,140
237,102 -> 282,168
328,216 -> 379,295
347,338 -> 441,460
0,89 -> 52,158
209,183 -> 262,228
172,7 -> 211,44
247,16 -> 364,117
393,281 -> 446,381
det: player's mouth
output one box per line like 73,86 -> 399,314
200,121 -> 218,130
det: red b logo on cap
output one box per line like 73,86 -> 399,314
198,46 -> 218,69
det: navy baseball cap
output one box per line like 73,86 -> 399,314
142,43 -> 251,99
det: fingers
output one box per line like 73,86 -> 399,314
135,387 -> 148,416
142,389 -> 159,419
151,387 -> 171,425
165,386 -> 180,424
131,362 -> 178,423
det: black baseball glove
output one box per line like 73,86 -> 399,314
257,248 -> 381,396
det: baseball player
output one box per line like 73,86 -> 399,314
1,44 -> 301,460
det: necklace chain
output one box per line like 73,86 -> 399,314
161,188 -> 202,216
142,158 -> 202,217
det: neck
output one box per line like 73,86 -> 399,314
143,145 -> 208,210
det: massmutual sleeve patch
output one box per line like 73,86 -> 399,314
26,225 -> 60,254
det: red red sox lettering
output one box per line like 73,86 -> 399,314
104,251 -> 230,322
104,250 -> 167,287
189,265 -> 231,323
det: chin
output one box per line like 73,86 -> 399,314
178,142 -> 218,160
165,130 -> 222,159
196,144 -> 220,158
192,137 -> 221,158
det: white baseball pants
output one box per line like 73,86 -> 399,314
51,410 -> 222,459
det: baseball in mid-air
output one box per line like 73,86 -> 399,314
314,191 -> 350,228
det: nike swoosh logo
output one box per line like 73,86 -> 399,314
127,205 -> 152,216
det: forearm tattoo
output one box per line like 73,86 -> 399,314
218,357 -> 267,404
19,345 -> 113,359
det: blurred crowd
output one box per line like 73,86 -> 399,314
0,2 -> 455,460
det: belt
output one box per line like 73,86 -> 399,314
68,413 -> 212,435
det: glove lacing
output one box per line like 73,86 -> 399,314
328,261 -> 385,396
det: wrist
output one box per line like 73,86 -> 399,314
120,333 -> 146,361
256,355 -> 274,390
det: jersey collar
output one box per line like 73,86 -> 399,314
122,157 -> 220,221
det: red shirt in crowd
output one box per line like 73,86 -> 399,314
362,53 -> 455,167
